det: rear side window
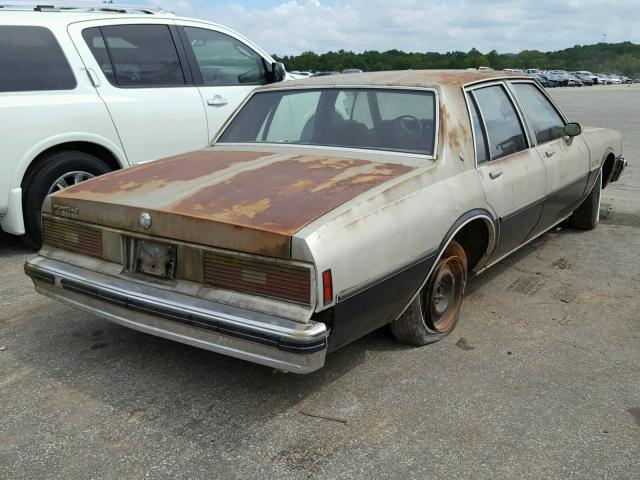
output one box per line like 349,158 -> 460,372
473,85 -> 527,160
83,25 -> 185,87
0,26 -> 76,92
512,83 -> 565,144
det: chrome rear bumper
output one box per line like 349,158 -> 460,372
25,256 -> 328,373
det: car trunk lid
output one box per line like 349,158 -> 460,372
48,148 -> 417,258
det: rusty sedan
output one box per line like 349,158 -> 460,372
25,71 -> 626,373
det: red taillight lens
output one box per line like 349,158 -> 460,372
322,269 -> 333,305
203,252 -> 311,305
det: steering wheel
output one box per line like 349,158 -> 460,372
393,115 -> 423,138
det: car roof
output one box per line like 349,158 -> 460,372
258,69 -> 528,91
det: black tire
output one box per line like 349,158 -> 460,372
390,240 -> 468,346
21,150 -> 111,249
568,171 -> 602,230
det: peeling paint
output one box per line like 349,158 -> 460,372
51,150 -> 416,257
61,150 -> 271,195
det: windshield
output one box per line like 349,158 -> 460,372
218,88 -> 437,156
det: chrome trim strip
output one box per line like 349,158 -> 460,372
25,256 -> 328,373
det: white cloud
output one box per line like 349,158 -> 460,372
148,0 -> 193,14
148,0 -> 640,55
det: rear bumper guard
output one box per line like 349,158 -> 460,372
25,256 -> 328,373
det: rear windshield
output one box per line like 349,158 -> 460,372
0,26 -> 76,92
218,88 -> 437,156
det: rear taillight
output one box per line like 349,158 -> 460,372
203,252 -> 312,305
42,216 -> 103,258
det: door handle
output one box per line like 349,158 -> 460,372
489,169 -> 503,180
207,95 -> 228,107
545,150 -> 556,158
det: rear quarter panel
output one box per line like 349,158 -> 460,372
581,127 -> 623,171
295,166 -> 489,312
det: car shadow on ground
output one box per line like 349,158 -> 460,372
0,231 -> 33,256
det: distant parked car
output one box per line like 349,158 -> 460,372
342,68 -> 363,74
567,74 -> 585,86
525,68 -> 542,75
530,73 -> 553,87
570,73 -> 594,86
606,74 -> 623,85
311,71 -> 341,77
0,4 -> 287,247
595,73 -> 612,85
547,70 -> 580,87
545,72 -> 570,87
574,70 -> 599,84
289,71 -> 312,79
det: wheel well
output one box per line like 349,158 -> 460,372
602,152 -> 615,188
21,141 -> 122,187
453,218 -> 492,273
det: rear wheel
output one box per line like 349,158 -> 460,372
568,171 -> 602,230
21,150 -> 111,249
390,240 -> 468,346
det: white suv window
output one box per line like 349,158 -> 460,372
182,27 -> 267,86
82,25 -> 185,87
0,26 -> 76,92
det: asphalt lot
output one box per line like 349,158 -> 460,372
1,84 -> 639,480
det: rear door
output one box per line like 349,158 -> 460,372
175,22 -> 270,142
509,81 -> 591,232
68,20 -> 208,164
467,83 -> 547,262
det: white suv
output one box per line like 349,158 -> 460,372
0,4 -> 286,247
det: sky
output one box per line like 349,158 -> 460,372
146,0 -> 640,56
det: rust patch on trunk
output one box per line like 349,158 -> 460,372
63,150 -> 271,195
171,155 -> 414,235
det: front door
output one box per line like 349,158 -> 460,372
510,82 -> 591,233
468,84 -> 547,262
176,23 -> 269,142
69,21 -> 209,164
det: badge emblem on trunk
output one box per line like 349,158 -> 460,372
139,212 -> 152,230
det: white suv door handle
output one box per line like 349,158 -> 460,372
207,95 -> 228,107
489,169 -> 503,180
545,150 -> 556,158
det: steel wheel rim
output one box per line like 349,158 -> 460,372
424,256 -> 465,333
48,171 -> 95,195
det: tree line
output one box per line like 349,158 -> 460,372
273,42 -> 640,78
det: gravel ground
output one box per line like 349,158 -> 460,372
0,84 -> 638,480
